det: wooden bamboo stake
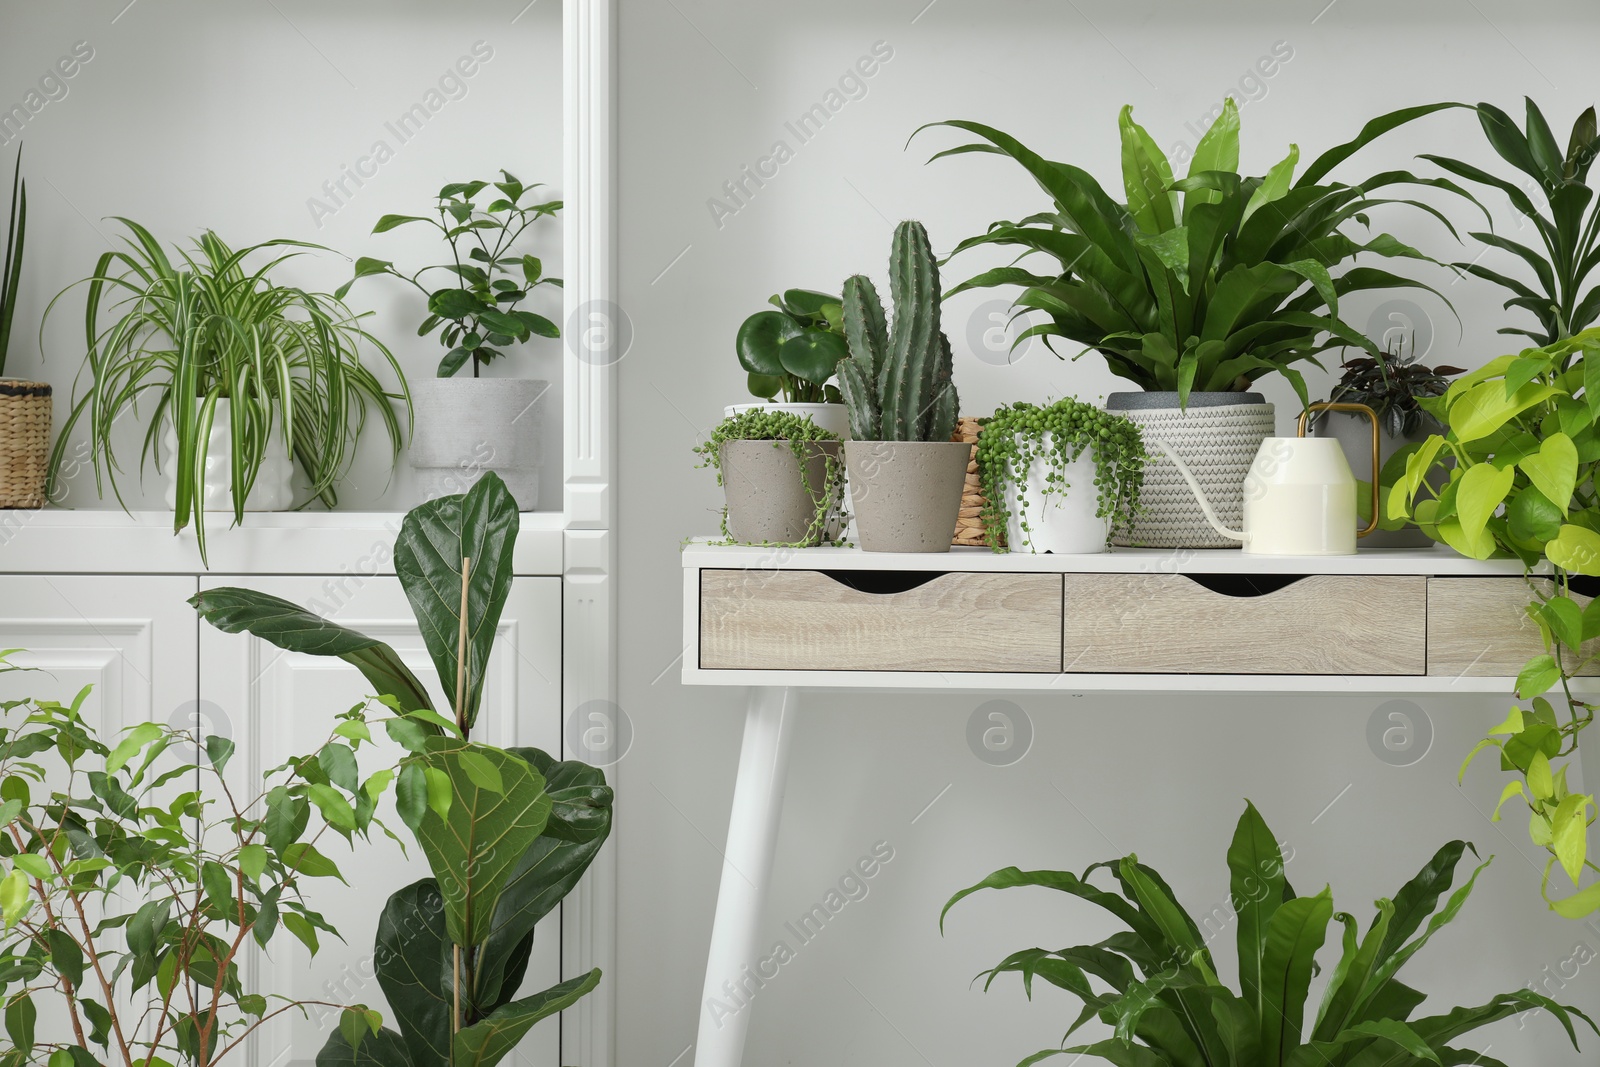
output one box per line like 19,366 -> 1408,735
453,554 -> 472,1036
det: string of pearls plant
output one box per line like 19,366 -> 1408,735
975,399 -> 1147,552
693,408 -> 847,547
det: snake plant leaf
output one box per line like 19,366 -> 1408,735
189,588 -> 434,714
1226,800 -> 1284,1012
315,1024 -> 413,1067
373,880 -> 452,1067
452,969 -> 601,1067
394,471 -> 519,731
1257,887 -> 1333,1063
411,738 -> 551,948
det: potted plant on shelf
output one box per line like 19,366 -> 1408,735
340,171 -> 561,510
0,148 -> 47,511
45,219 -> 409,562
694,407 -> 844,547
1388,326 -> 1600,918
920,98 -> 1456,548
976,398 -> 1145,554
1312,335 -> 1461,547
943,800 -> 1595,1067
835,220 -> 968,553
730,289 -> 850,438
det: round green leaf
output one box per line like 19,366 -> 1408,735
778,330 -> 849,385
747,372 -> 781,400
736,311 -> 802,376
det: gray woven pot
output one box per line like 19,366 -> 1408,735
1107,391 -> 1274,549
844,440 -> 970,553
410,378 -> 547,509
719,439 -> 842,545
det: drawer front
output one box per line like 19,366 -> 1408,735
700,570 -> 1064,672
1063,574 -> 1426,674
1427,577 -> 1598,677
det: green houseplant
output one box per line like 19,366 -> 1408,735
694,408 -> 844,547
0,149 -> 22,380
0,147 -> 50,511
730,289 -> 850,437
190,473 -> 613,1067
918,98 -> 1459,548
976,399 -> 1146,554
1388,326 -> 1600,917
340,172 -> 562,510
0,653 -> 386,1067
44,219 -> 409,561
943,801 -> 1595,1067
836,219 -> 967,553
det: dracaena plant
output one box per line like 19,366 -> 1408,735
736,289 -> 849,404
0,147 -> 24,378
1388,326 -> 1600,917
189,472 -> 613,1067
338,172 -> 563,379
0,652 -> 387,1067
943,801 -> 1595,1067
919,98 -> 1465,408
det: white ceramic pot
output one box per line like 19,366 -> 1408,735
723,402 -> 850,440
1003,435 -> 1110,554
411,378 -> 547,510
161,398 -> 295,512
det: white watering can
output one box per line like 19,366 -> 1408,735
1149,402 -> 1381,556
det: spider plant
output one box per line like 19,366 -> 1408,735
45,218 -> 410,560
0,147 -> 23,377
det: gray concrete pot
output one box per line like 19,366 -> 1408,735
410,378 -> 547,510
1312,411 -> 1442,549
718,439 -> 842,545
844,440 -> 970,553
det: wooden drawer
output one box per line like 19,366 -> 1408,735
1427,577 -> 1598,677
1062,574 -> 1426,674
699,569 -> 1063,672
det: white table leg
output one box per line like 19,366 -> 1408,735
694,686 -> 796,1067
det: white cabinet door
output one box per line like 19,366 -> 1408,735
198,575 -> 563,1067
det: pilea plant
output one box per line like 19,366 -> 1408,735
976,400 -> 1146,552
1387,326 -> 1600,917
736,289 -> 848,404
693,407 -> 845,547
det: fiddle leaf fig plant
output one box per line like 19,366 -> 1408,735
190,473 -> 613,1067
944,801 -> 1596,1067
1388,326 -> 1600,916
737,289 -> 848,403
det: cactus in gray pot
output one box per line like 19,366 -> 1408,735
837,220 -> 959,442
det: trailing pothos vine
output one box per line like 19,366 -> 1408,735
693,408 -> 846,548
975,400 -> 1146,552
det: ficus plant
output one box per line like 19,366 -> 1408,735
943,800 -> 1595,1067
338,172 -> 563,379
190,472 -> 613,1067
0,651 -> 386,1067
735,289 -> 848,404
1388,326 -> 1600,917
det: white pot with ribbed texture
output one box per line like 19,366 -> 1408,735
411,378 -> 547,509
1107,391 -> 1275,548
161,399 -> 295,512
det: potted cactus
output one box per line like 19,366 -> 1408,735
836,220 -> 968,552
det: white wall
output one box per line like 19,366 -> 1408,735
617,1 -> 1600,1065
1,0 -> 565,512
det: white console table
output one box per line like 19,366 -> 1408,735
679,541 -> 1581,1067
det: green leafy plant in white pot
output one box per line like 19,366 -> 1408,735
976,399 -> 1146,553
46,219 -> 409,562
730,289 -> 850,439
340,172 -> 561,510
694,407 -> 844,546
836,220 -> 966,553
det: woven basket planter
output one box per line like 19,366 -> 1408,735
951,416 -> 1003,548
0,380 -> 51,509
1107,392 -> 1275,549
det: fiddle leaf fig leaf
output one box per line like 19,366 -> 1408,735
452,970 -> 601,1067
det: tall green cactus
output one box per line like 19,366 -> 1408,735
837,220 -> 959,442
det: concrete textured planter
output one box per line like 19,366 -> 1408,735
844,440 -> 969,553
723,402 -> 849,440
161,399 -> 294,512
718,439 -> 842,545
411,378 -> 547,509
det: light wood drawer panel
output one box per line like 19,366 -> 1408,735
1427,577 -> 1599,677
700,569 -> 1063,672
1062,574 -> 1426,675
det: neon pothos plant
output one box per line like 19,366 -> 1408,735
190,473 -> 613,1067
1388,326 -> 1600,917
943,801 -> 1595,1067
919,98 -> 1467,407
0,652 -> 385,1067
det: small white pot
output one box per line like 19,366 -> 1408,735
1003,435 -> 1110,554
161,398 -> 295,512
723,402 -> 850,440
412,378 -> 547,509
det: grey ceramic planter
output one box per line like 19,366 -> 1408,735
719,439 -> 842,545
1313,411 -> 1441,549
410,378 -> 547,509
844,440 -> 970,553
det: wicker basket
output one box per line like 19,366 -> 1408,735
0,381 -> 52,509
951,416 -> 1003,548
